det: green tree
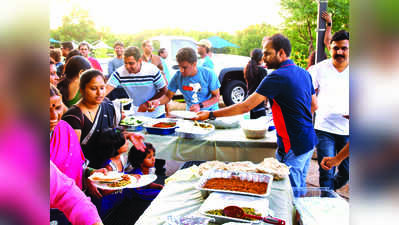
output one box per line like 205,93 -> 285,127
279,0 -> 349,68
234,23 -> 277,56
51,8 -> 99,43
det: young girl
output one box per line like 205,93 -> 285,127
128,142 -> 163,200
105,139 -> 130,173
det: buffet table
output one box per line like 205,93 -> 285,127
139,127 -> 277,163
134,170 -> 295,225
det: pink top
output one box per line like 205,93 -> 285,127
88,57 -> 103,72
50,120 -> 85,189
50,161 -> 101,225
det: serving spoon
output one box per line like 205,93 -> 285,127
223,206 -> 285,225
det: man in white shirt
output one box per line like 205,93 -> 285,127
309,30 -> 349,190
105,46 -> 167,118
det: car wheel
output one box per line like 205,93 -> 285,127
222,80 -> 247,106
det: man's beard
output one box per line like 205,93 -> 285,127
266,59 -> 281,69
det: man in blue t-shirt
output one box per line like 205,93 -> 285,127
194,34 -> 318,188
147,47 -> 221,112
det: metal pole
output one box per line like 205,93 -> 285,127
316,0 -> 328,63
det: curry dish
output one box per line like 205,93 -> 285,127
152,122 -> 176,128
203,177 -> 268,194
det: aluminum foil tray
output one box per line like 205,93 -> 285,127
199,192 -> 271,224
175,121 -> 214,139
196,169 -> 273,197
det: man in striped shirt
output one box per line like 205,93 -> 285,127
105,46 -> 167,118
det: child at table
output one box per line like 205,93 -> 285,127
127,142 -> 163,200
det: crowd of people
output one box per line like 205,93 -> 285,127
49,11 -> 349,225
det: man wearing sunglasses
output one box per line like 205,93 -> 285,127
308,30 -> 350,191
105,46 -> 167,118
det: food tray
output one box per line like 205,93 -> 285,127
120,116 -> 145,131
175,121 -> 214,139
196,169 -> 273,197
293,187 -> 349,225
199,192 -> 271,224
206,115 -> 241,129
143,118 -> 178,135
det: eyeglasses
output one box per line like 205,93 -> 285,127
333,46 -> 348,51
125,62 -> 135,66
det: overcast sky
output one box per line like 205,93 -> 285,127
50,0 -> 283,34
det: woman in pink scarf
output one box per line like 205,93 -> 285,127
51,161 -> 103,225
50,118 -> 86,188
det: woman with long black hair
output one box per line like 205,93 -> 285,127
244,48 -> 268,119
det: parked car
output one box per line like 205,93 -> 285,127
151,36 -> 251,106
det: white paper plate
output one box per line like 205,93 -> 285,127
169,110 -> 197,119
92,174 -> 157,190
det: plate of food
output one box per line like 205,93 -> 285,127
169,110 -> 197,119
175,121 -> 215,138
120,116 -> 145,131
90,173 -> 157,190
143,118 -> 178,135
89,171 -> 124,183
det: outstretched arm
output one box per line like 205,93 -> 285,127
322,11 -> 332,51
193,92 -> 267,120
190,89 -> 220,112
320,143 -> 349,170
147,89 -> 175,112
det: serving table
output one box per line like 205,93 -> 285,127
138,127 -> 277,163
134,169 -> 295,225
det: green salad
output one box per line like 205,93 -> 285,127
120,117 -> 143,126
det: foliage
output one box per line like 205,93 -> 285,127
233,23 -> 277,57
50,8 -> 99,43
279,0 -> 349,67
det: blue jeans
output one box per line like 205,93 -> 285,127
316,130 -> 349,190
275,148 -> 314,188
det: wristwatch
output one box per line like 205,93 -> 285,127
199,102 -> 204,109
209,111 -> 216,120
327,22 -> 332,27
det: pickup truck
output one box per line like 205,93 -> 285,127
151,36 -> 250,106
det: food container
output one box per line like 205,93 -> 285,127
199,192 -> 271,224
175,121 -> 215,139
196,169 -> 273,197
240,118 -> 269,139
119,116 -> 145,131
293,187 -> 349,225
206,115 -> 241,129
165,215 -> 215,225
143,118 -> 178,135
